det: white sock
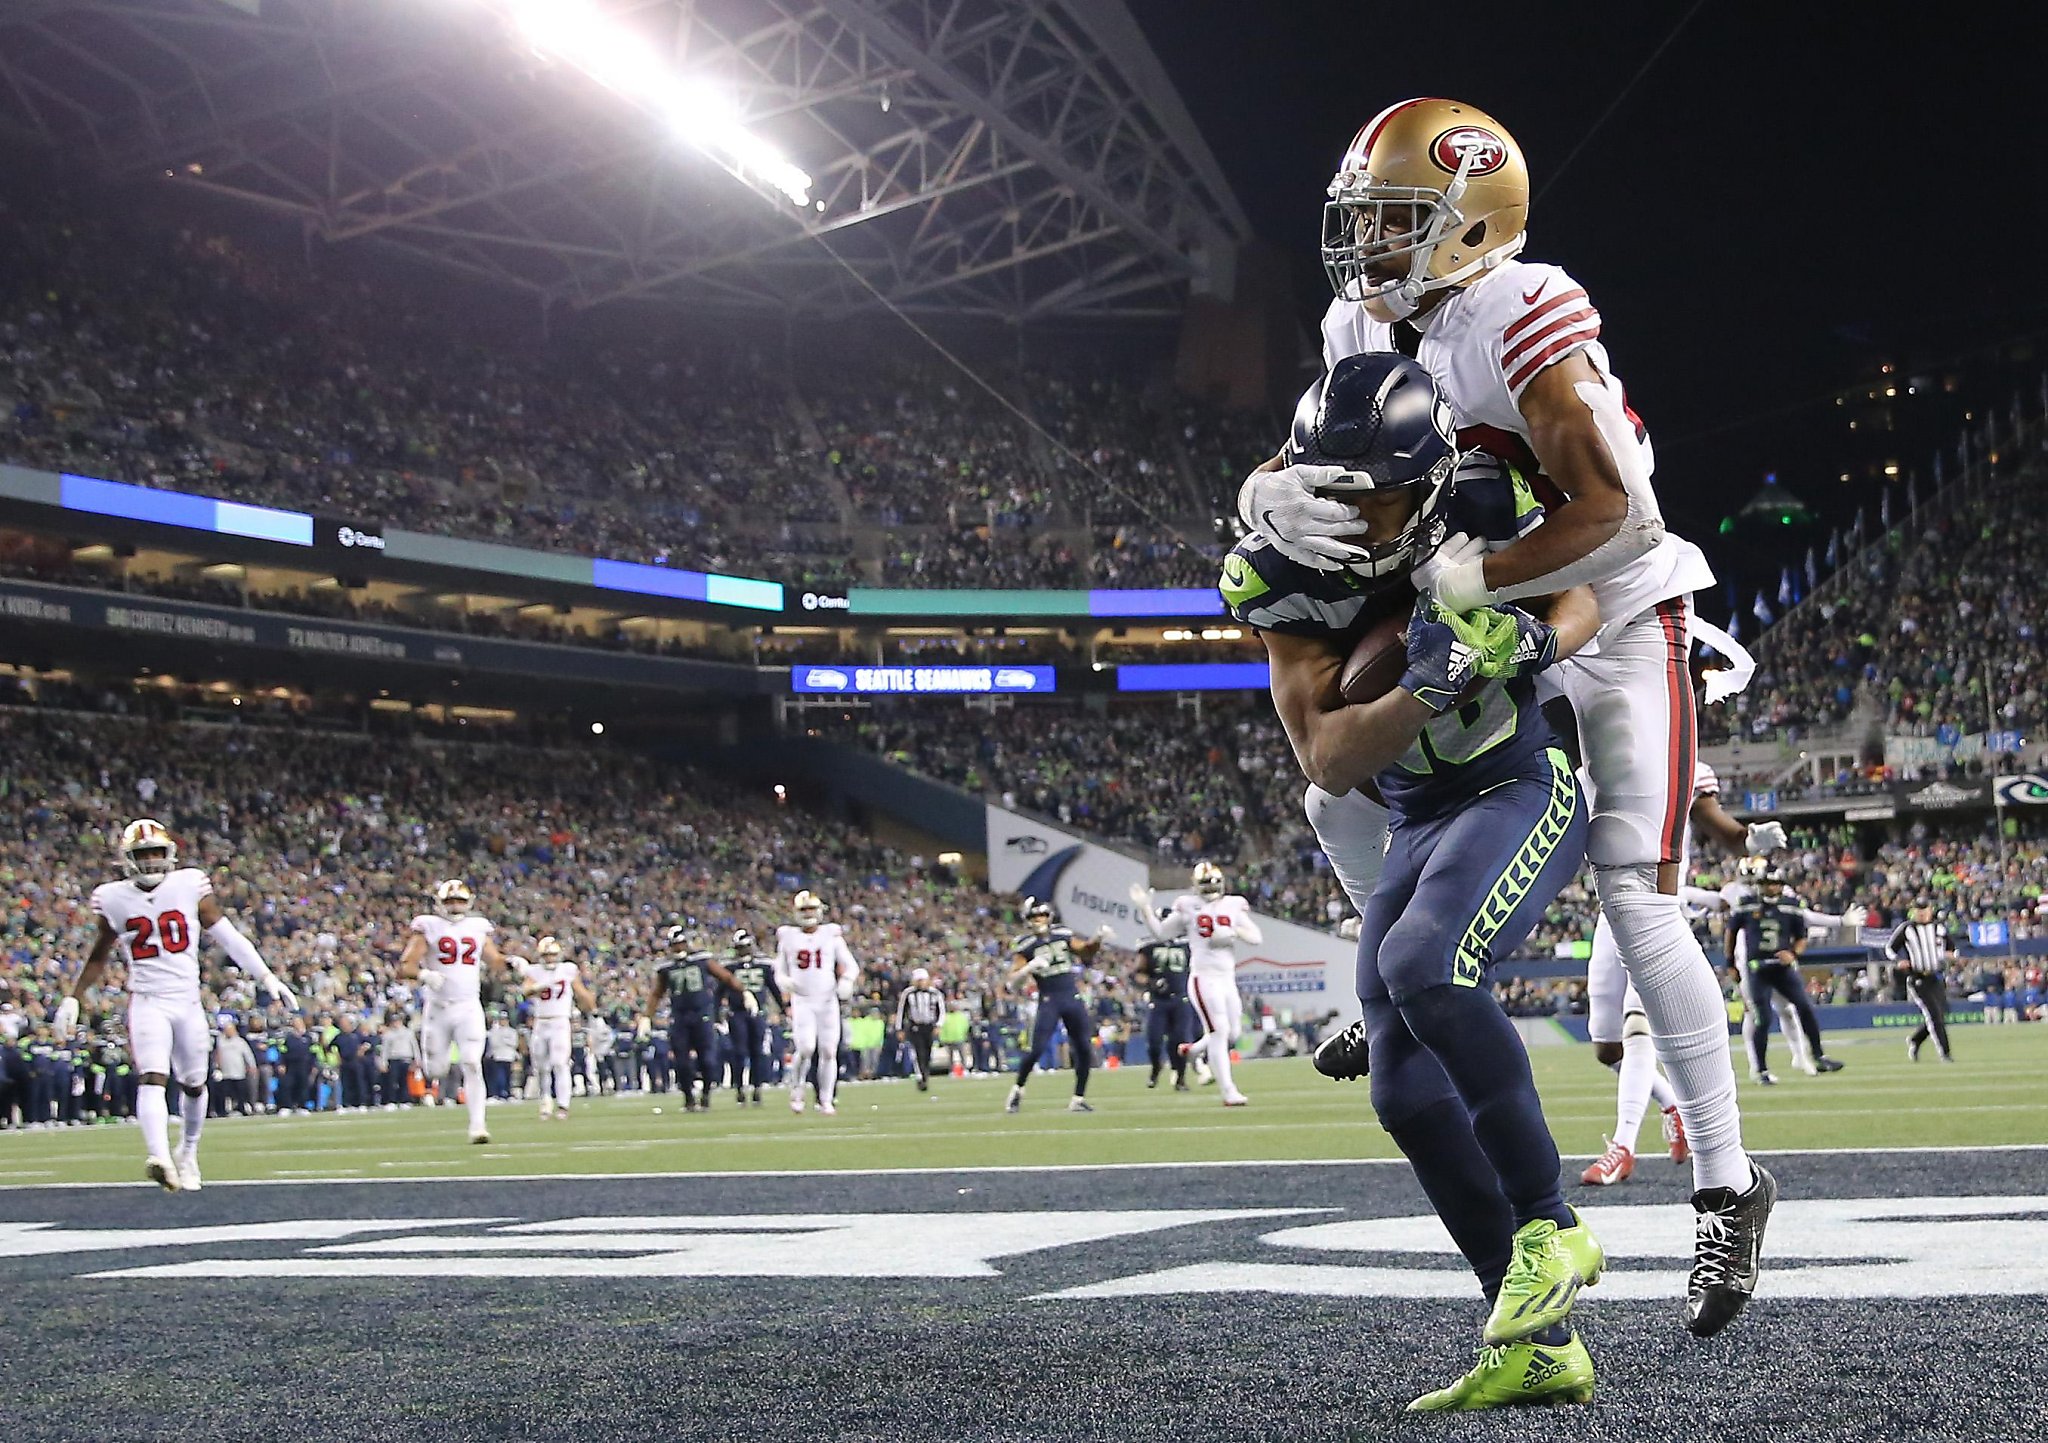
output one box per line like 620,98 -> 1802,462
1613,1033 -> 1659,1152
1599,868 -> 1752,1192
178,1088 -> 206,1153
1648,1069 -> 1678,1113
138,1084 -> 171,1160
1207,1028 -> 1236,1097
463,1063 -> 487,1134
553,1063 -> 572,1110
791,1044 -> 814,1100
819,1053 -> 838,1106
1778,1001 -> 1813,1068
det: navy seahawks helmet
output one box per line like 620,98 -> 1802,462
1284,352 -> 1460,578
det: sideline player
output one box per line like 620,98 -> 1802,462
1239,98 -> 1774,1333
1581,758 -> 1785,1184
1005,899 -> 1107,1114
723,929 -> 783,1105
399,879 -> 506,1144
1233,353 -> 1605,1409
1130,861 -> 1262,1105
774,891 -> 858,1115
652,926 -> 751,1112
1133,935 -> 1195,1090
517,936 -> 594,1120
57,819 -> 298,1192
1730,867 -> 1845,1084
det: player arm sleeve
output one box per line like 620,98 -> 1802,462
207,917 -> 280,987
1679,885 -> 1728,913
1232,910 -> 1263,946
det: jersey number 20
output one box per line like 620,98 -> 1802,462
126,911 -> 190,959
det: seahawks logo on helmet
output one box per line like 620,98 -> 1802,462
1023,896 -> 1055,935
662,923 -> 692,950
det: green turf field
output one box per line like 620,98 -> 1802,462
5,1027 -> 2045,1186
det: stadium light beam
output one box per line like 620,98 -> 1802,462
502,0 -> 812,206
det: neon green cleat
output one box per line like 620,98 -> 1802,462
1482,1208 -> 1604,1345
1405,1335 -> 1596,1412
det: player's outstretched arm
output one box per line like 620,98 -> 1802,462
572,976 -> 598,1013
56,920 -> 119,1035
1127,884 -> 1175,939
398,931 -> 427,980
197,893 -> 297,1010
1263,628 -> 1434,795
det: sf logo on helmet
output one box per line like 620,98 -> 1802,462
1431,126 -> 1508,176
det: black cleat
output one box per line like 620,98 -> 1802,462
1814,1056 -> 1844,1073
683,1095 -> 699,1113
917,1076 -> 928,1092
751,1086 -> 763,1106
1685,1163 -> 1777,1337
1147,1073 -> 1160,1089
1312,1020 -> 1371,1082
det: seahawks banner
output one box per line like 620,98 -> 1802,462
985,803 -> 1359,1023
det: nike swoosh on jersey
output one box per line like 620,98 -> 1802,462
1522,282 -> 1546,304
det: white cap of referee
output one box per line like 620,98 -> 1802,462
910,967 -> 930,985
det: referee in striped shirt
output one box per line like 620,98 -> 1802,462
1885,901 -> 1956,1063
896,968 -> 947,1091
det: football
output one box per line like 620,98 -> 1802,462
1339,612 -> 1409,704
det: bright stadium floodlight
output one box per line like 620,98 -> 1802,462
500,0 -> 812,206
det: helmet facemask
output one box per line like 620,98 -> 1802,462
121,844 -> 176,889
1193,863 -> 1226,901
1321,156 -> 1525,323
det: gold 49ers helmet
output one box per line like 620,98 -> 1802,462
1322,97 -> 1530,322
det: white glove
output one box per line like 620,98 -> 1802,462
1208,919 -> 1237,939
1746,821 -> 1788,855
742,989 -> 760,1016
507,955 -> 530,976
418,969 -> 446,994
1127,882 -> 1153,911
1411,531 -> 1495,613
1096,923 -> 1116,942
267,976 -> 301,1012
54,995 -> 79,1039
835,975 -> 855,1001
1337,917 -> 1362,941
1235,464 -> 1373,573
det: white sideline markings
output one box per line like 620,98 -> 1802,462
2,1141 -> 2046,1191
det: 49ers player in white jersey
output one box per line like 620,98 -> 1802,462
516,935 -> 595,1121
773,889 -> 858,1116
1131,861 -> 1262,1106
57,819 -> 298,1193
1239,97 -> 1774,1338
399,879 -> 507,1143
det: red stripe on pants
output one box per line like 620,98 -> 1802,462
1192,977 -> 1216,1031
1655,599 -> 1697,863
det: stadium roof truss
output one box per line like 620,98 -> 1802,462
0,0 -> 1251,322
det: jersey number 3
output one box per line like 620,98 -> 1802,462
126,911 -> 190,959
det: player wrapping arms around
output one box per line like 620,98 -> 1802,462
723,929 -> 784,1106
1005,898 -> 1109,1114
57,819 -> 299,1192
515,936 -> 594,1121
1234,353 -> 1606,1410
775,891 -> 857,1116
399,879 -> 506,1144
1130,863 -> 1261,1106
651,926 -> 751,1113
1240,98 -> 1774,1334
1581,757 -> 1788,1184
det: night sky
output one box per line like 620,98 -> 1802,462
1126,0 -> 2048,603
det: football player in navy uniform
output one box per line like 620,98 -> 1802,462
1730,867 -> 1843,1084
1133,938 -> 1195,1090
722,929 -> 783,1106
648,925 -> 750,1113
1229,353 -> 1607,1410
1005,899 -> 1106,1114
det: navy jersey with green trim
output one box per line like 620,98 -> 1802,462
1731,899 -> 1806,970
1221,458 -> 1561,821
1012,927 -> 1083,999
658,950 -> 717,1018
723,955 -> 782,1013
1138,940 -> 1190,1001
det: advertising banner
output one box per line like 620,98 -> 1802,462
793,664 -> 1055,695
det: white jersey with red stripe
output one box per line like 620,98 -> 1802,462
526,960 -> 580,1021
410,913 -> 493,1008
1319,259 -> 1713,625
1159,894 -> 1258,977
775,923 -> 856,1002
91,869 -> 213,1000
